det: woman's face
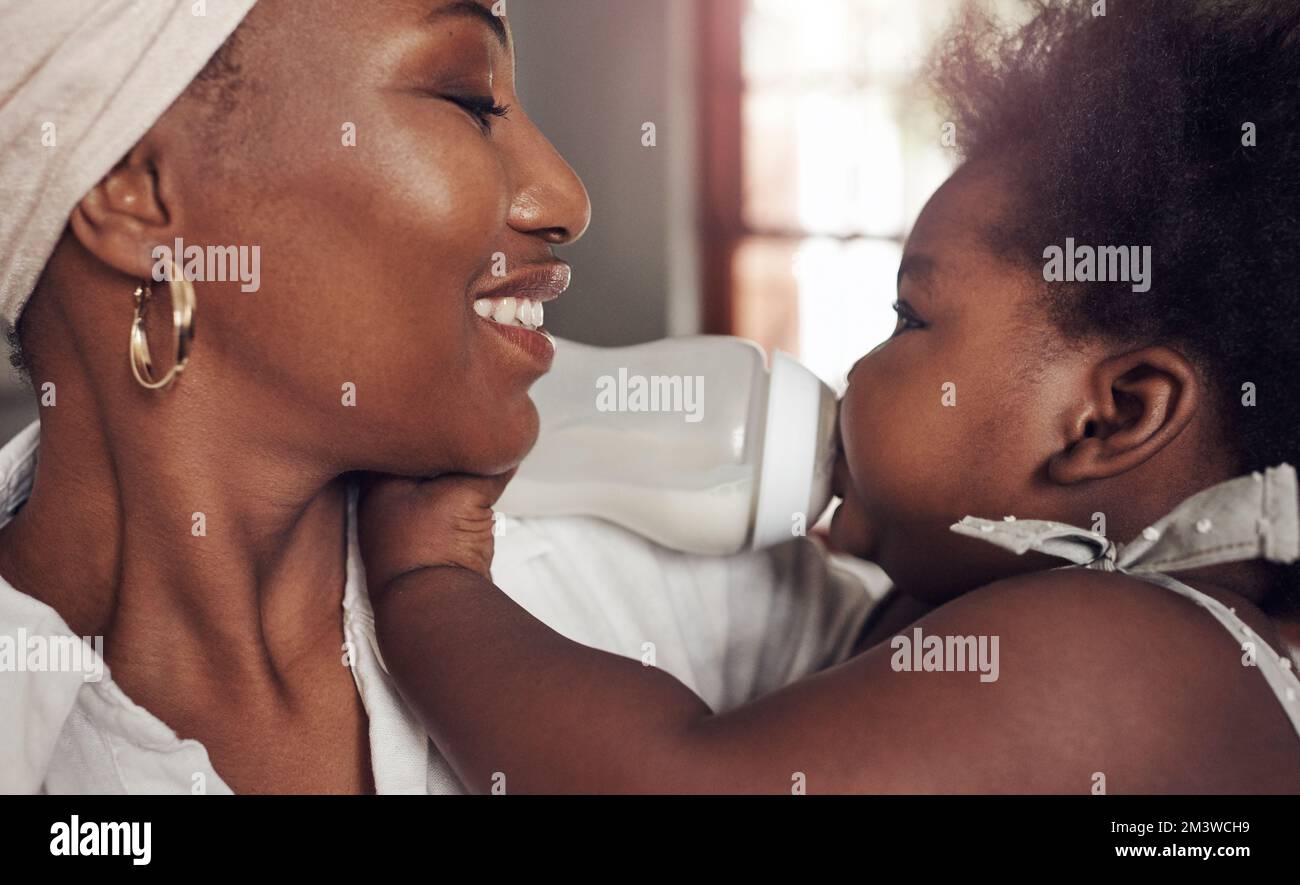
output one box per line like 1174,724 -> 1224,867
830,165 -> 1106,602
164,0 -> 590,477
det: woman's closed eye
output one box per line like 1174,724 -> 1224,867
890,299 -> 927,337
443,93 -> 512,132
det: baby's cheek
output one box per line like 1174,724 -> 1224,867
888,407 -> 1006,526
827,485 -> 875,559
885,371 -> 965,453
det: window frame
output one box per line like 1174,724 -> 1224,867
697,1 -> 926,342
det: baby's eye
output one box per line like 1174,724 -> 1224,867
890,300 -> 926,336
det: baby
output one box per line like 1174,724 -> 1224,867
357,0 -> 1300,793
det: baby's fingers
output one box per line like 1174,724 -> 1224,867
357,470 -> 515,590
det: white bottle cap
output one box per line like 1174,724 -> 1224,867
751,351 -> 832,549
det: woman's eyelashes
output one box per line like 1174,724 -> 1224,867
443,93 -> 511,132
890,299 -> 927,336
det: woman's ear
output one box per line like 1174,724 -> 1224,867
1048,346 -> 1200,485
67,141 -> 171,281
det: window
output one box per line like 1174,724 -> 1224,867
700,0 -> 997,390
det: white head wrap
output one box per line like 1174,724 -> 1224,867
0,0 -> 258,329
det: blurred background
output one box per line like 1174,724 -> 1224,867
0,0 -> 1020,439
505,0 -> 1006,388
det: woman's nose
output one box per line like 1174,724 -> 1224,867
506,116 -> 593,246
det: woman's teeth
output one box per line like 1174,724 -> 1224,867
474,296 -> 545,331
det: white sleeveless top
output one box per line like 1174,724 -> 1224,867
951,464 -> 1300,739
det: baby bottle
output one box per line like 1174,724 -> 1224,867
496,336 -> 839,554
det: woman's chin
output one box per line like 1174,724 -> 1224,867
461,403 -> 540,474
367,403 -> 537,479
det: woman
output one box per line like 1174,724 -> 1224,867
0,0 -> 877,795
360,0 -> 1300,793
0,0 -> 596,794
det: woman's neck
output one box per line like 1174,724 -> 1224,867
0,393 -> 352,705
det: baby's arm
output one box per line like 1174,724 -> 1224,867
359,474 -> 1129,794
489,514 -> 890,711
373,564 -> 718,792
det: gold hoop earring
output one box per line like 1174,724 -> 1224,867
130,261 -> 195,391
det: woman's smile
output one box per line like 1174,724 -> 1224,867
470,260 -> 571,372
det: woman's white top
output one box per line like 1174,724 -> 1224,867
0,421 -> 884,794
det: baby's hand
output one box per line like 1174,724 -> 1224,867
356,471 -> 514,599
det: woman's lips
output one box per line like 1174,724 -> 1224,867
468,261 -> 570,372
480,318 -> 556,370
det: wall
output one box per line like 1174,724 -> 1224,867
507,0 -> 700,345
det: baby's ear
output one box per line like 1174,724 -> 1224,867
67,140 -> 172,281
1047,346 -> 1199,485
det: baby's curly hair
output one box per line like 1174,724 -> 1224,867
930,0 -> 1300,610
